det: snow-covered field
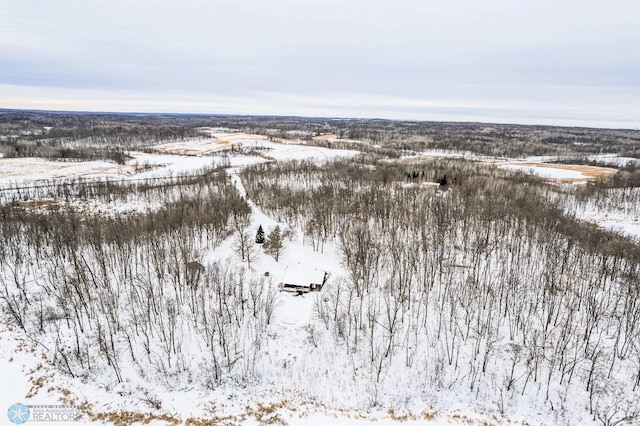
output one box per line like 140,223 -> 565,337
500,163 -> 586,180
0,134 -> 358,189
409,150 -> 619,183
499,162 -> 617,182
155,131 -> 361,163
587,154 -> 639,167
0,157 -> 137,182
0,154 -> 219,187
599,219 -> 640,241
0,139 -> 358,214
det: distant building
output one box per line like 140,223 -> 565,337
278,267 -> 328,293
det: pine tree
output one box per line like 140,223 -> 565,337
263,226 -> 284,261
255,225 -> 265,244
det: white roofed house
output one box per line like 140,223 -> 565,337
278,267 -> 328,293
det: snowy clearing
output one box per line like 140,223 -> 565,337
0,137 -> 358,188
500,163 -> 586,179
499,162 -> 617,182
587,154 -> 640,167
408,149 -> 501,162
599,219 -> 640,241
0,154 -> 219,187
409,150 -> 620,183
153,138 -> 233,155
0,157 -> 136,182
154,132 -> 359,163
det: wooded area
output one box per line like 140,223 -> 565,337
1,110 -> 639,424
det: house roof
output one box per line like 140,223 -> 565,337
281,267 -> 326,286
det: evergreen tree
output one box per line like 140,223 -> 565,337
255,225 -> 265,244
263,226 -> 284,261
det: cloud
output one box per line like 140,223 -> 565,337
1,0 -> 639,128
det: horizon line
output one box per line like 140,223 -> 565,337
2,107 -> 637,133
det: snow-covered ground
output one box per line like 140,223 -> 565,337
0,136 -> 358,187
0,138 -> 417,425
0,157 -> 136,182
1,140 -> 638,425
0,140 -> 544,425
499,163 -> 586,180
408,149 -> 502,162
558,186 -> 640,242
408,150 -> 620,183
0,139 -> 358,215
498,161 -> 618,182
498,162 -> 640,239
598,219 -> 640,241
0,154 -> 220,188
0,195 -> 526,425
587,154 -> 639,167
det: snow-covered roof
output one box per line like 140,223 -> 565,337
281,267 -> 326,286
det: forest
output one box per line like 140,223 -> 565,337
1,109 -> 640,425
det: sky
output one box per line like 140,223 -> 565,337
1,0 -> 639,128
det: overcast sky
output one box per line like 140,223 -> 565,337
1,0 -> 639,128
